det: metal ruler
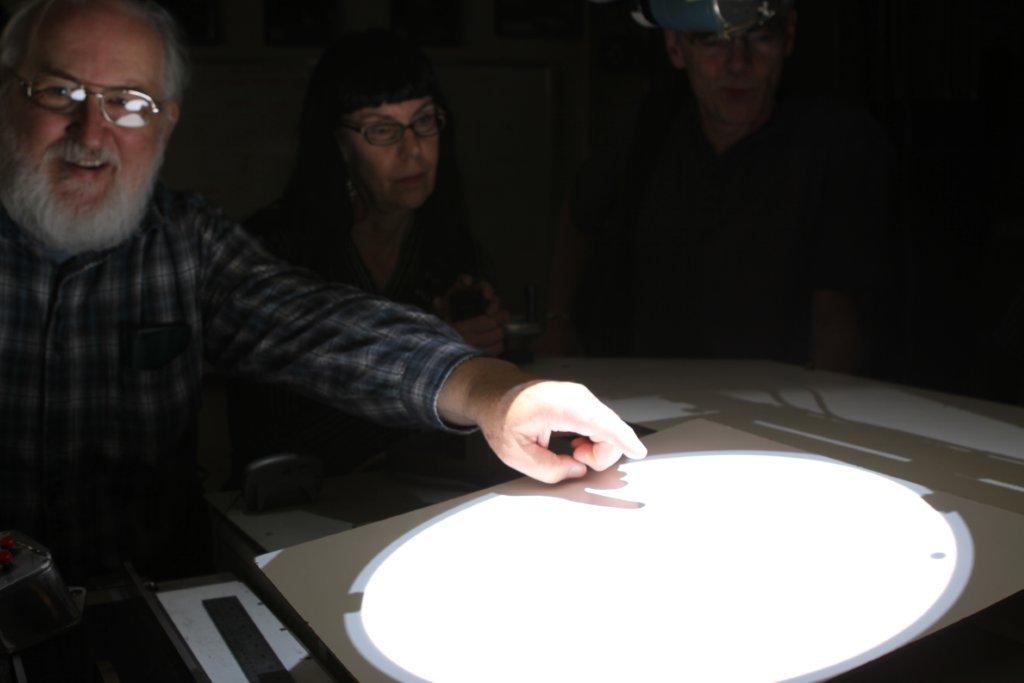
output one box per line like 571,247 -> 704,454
202,596 -> 293,683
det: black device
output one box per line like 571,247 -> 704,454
3,563 -> 206,682
242,453 -> 324,513
203,596 -> 292,682
0,532 -> 82,655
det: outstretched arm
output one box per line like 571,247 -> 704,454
437,357 -> 647,483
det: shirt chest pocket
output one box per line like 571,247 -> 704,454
118,322 -> 200,455
123,323 -> 192,370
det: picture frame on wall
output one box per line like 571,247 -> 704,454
391,0 -> 462,46
495,0 -> 582,39
264,0 -> 344,46
156,0 -> 222,45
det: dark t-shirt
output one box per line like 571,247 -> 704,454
573,95 -> 890,362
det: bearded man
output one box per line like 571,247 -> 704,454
0,0 -> 645,584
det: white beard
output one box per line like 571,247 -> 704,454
0,108 -> 163,255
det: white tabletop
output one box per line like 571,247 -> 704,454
253,358 -> 1024,681
527,358 -> 1024,515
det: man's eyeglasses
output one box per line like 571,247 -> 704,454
17,72 -> 163,129
338,110 -> 447,147
687,25 -> 784,53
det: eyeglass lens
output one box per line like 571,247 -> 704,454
29,74 -> 156,129
362,111 -> 445,145
690,26 -> 782,51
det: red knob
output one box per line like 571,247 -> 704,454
0,550 -> 13,566
0,536 -> 15,550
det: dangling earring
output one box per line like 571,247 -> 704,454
346,178 -> 358,203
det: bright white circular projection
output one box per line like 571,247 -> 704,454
348,452 -> 967,682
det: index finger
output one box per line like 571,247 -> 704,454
516,439 -> 588,483
571,437 -> 629,472
554,401 -> 647,462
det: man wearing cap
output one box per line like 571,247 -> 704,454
542,2 -> 890,372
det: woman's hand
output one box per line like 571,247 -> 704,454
434,275 -> 510,356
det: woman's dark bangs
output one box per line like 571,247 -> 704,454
337,52 -> 438,114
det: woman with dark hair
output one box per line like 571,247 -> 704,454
225,30 -> 507,477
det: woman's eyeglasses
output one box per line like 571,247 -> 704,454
338,110 -> 447,146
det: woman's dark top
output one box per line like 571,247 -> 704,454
224,201 -> 486,481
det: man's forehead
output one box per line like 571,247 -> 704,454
689,3 -> 794,37
683,12 -> 787,41
21,1 -> 165,93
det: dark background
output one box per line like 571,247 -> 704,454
2,0 -> 1022,476
780,1 -> 1024,403
589,1 -> 1024,402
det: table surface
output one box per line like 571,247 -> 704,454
216,359 -> 1024,681
213,359 -> 1024,536
528,358 -> 1024,515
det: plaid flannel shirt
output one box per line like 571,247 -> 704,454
0,186 -> 477,581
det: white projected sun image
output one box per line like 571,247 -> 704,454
346,452 -> 970,682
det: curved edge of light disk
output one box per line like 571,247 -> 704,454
791,508 -> 974,682
343,453 -> 973,682
343,493 -> 500,682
